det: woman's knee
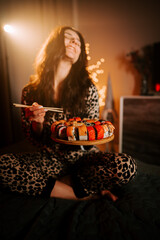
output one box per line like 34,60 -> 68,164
116,153 -> 137,173
111,153 -> 137,184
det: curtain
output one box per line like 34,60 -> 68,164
0,25 -> 13,147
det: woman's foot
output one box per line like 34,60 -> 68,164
101,190 -> 118,202
50,180 -> 118,202
50,180 -> 78,200
50,180 -> 99,201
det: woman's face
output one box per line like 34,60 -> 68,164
64,29 -> 81,64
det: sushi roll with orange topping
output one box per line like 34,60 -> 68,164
78,124 -> 88,140
66,126 -> 76,141
87,126 -> 96,141
94,125 -> 104,140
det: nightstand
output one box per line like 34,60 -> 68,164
119,96 -> 160,165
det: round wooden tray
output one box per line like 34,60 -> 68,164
51,134 -> 114,146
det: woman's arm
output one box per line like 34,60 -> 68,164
21,87 -> 47,147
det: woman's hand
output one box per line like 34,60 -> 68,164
25,102 -> 46,135
25,102 -> 46,124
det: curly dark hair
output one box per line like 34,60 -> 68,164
24,26 -> 93,115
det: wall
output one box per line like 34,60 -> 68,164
77,0 -> 160,150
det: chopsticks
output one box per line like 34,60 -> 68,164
13,103 -> 63,113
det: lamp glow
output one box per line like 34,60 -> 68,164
3,24 -> 15,34
86,42 -> 106,107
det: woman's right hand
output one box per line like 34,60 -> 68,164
25,102 -> 46,135
25,102 -> 46,124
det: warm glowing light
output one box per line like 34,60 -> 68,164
100,58 -> 105,62
96,70 -> 104,74
3,24 -> 16,34
85,43 -> 90,55
87,59 -> 105,84
86,42 -> 106,107
155,83 -> 160,92
98,85 -> 106,107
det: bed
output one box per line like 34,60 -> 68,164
0,141 -> 160,240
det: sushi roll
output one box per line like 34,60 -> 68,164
78,124 -> 88,141
101,124 -> 109,138
94,125 -> 104,140
66,126 -> 76,141
106,121 -> 115,136
57,125 -> 67,139
87,126 -> 96,141
51,121 -> 62,135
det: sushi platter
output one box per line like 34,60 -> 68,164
51,134 -> 114,146
51,117 -> 115,145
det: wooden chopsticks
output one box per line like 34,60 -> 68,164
13,103 -> 63,113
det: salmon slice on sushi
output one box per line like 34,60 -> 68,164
87,126 -> 96,141
66,126 -> 77,141
78,124 -> 88,141
94,125 -> 104,140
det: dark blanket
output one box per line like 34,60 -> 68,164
0,173 -> 160,240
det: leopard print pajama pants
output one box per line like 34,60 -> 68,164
0,146 -> 137,198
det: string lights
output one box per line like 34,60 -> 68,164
86,43 -> 106,107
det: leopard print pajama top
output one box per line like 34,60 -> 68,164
0,83 -> 137,198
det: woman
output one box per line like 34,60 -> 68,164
0,26 -> 137,201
